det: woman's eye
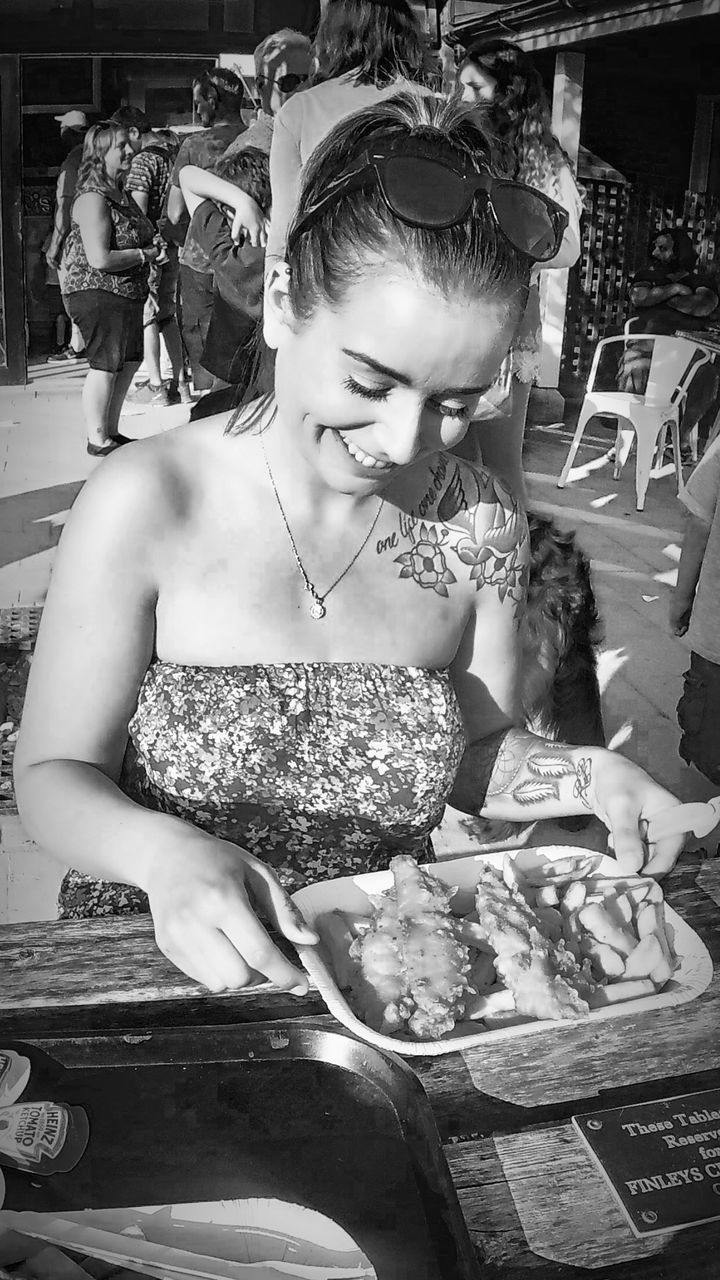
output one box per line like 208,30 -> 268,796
435,401 -> 469,421
344,375 -> 390,402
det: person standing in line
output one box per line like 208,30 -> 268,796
45,109 -> 90,362
452,38 -> 584,505
59,121 -> 159,456
112,108 -> 191,408
166,68 -> 247,394
223,28 -> 313,161
265,0 -> 431,272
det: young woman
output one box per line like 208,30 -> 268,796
266,0 -> 430,270
15,94 -> 683,996
454,39 -> 584,502
59,121 -> 160,455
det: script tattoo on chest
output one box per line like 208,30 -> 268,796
378,459 -> 529,611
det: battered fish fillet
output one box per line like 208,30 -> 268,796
473,864 -> 595,1021
350,855 -> 472,1039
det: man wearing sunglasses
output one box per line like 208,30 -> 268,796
223,29 -> 313,162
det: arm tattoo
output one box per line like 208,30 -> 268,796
390,459 -> 529,614
440,464 -> 529,614
452,728 -> 593,814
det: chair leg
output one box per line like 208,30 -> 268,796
612,424 -> 634,480
688,423 -> 699,464
652,422 -> 668,476
634,423 -> 664,511
558,404 -> 594,488
669,416 -> 683,493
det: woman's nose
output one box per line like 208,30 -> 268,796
381,397 -> 430,466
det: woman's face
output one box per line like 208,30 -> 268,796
104,130 -> 135,180
268,268 -> 521,496
458,62 -> 497,106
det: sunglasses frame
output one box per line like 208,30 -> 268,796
288,145 -> 569,262
255,72 -> 309,94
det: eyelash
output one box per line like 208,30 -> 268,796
343,376 -> 470,420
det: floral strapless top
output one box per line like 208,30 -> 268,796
58,662 -> 467,918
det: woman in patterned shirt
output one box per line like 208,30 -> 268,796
17,95 -> 683,991
59,121 -> 161,456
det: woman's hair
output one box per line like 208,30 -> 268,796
287,91 -> 529,321
226,92 -> 530,433
212,147 -> 272,215
459,38 -> 566,195
652,227 -> 697,272
75,120 -> 128,196
313,0 -> 429,87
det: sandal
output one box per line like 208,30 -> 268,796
86,435 -> 136,457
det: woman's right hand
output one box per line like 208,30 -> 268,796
144,833 -> 319,993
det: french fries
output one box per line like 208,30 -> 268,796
314,852 -> 680,1041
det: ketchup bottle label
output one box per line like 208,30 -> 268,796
0,1102 -> 89,1174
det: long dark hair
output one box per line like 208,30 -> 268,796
459,38 -> 567,196
227,92 -> 530,433
313,0 -> 430,87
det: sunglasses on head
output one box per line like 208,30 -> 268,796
287,140 -> 569,263
256,72 -> 308,94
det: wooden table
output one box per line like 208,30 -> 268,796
2,850 -> 720,1277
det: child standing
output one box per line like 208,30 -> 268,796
671,435 -> 720,784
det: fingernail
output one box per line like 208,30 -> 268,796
289,983 -> 308,996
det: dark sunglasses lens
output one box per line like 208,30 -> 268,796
382,156 -> 468,227
492,184 -> 559,260
277,73 -> 307,93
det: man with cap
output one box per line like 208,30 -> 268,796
45,109 -> 89,361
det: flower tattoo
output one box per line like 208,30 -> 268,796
438,466 -> 529,612
394,522 -> 457,597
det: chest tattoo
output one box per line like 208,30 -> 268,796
377,460 -> 529,612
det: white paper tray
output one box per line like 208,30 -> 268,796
292,847 -> 713,1058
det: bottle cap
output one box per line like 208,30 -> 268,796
0,1050 -> 31,1107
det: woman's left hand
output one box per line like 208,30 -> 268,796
590,750 -> 685,878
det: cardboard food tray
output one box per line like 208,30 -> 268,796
0,1025 -> 483,1280
291,847 -> 713,1059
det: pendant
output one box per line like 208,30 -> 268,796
309,599 -> 326,620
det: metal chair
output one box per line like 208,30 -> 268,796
557,333 -> 711,510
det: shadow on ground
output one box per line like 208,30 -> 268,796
0,480 -> 84,569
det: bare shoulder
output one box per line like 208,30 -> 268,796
389,453 -> 529,613
68,419 -> 227,542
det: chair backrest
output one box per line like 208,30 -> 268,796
641,334 -> 708,404
587,333 -> 707,405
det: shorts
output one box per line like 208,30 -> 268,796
64,288 -> 143,373
143,245 -> 180,328
677,651 -> 720,785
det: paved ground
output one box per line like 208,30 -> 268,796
0,357 -> 715,922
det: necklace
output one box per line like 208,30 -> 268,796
260,430 -> 384,620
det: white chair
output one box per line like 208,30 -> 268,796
557,333 -> 711,511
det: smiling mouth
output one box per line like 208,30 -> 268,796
334,430 -> 394,472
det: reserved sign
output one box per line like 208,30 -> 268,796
573,1088 -> 720,1236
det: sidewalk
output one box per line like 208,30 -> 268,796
1,360 -> 715,923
